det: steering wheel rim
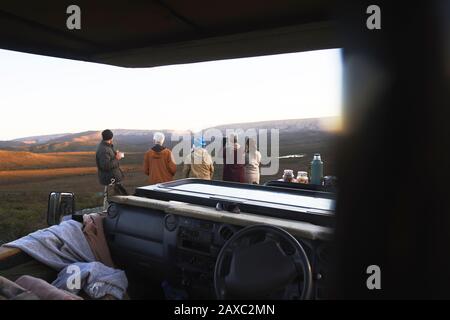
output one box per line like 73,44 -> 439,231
214,224 -> 313,300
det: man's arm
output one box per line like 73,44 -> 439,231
182,163 -> 190,178
206,153 -> 214,179
143,153 -> 149,176
167,151 -> 177,176
210,163 -> 215,179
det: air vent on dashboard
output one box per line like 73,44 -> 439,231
164,214 -> 179,232
219,225 -> 235,242
317,244 -> 334,265
107,203 -> 119,218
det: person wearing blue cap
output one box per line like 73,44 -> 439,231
182,136 -> 214,180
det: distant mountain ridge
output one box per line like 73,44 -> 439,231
0,117 -> 339,153
14,133 -> 70,144
206,117 -> 340,133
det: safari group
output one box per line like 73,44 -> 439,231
95,129 -> 327,197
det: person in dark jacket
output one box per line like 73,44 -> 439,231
96,129 -> 127,195
222,133 -> 245,183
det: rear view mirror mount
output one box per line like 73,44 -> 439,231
47,192 -> 75,226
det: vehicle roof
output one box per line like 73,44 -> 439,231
0,0 -> 338,67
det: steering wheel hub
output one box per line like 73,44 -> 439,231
214,225 -> 313,300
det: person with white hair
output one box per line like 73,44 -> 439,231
182,136 -> 214,180
144,132 -> 177,184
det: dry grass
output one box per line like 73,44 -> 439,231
0,164 -> 148,245
0,151 -> 147,244
0,150 -> 147,171
0,151 -> 96,170
0,165 -> 139,185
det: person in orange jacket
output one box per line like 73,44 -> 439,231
144,132 -> 177,184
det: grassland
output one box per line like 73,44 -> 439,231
0,151 -> 146,244
0,151 -> 95,170
0,140 -> 337,245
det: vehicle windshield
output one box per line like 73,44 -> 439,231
139,182 -> 335,212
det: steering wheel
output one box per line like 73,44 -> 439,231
214,224 -> 313,300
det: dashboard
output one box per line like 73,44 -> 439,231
104,202 -> 333,299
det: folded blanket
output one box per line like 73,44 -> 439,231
5,220 -> 95,270
4,220 -> 128,299
52,262 -> 127,300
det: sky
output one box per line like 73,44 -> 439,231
0,48 -> 342,141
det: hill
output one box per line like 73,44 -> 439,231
0,117 -> 340,153
207,116 -> 341,133
13,133 -> 71,144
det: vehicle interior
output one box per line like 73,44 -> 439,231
0,177 -> 335,300
1,0 -> 450,299
105,179 -> 335,299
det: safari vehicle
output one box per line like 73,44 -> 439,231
0,179 -> 335,300
0,1 -> 340,300
1,1 -> 449,300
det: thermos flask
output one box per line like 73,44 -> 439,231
310,153 -> 323,185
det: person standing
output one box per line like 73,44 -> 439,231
222,133 -> 245,183
244,137 -> 262,184
182,137 -> 214,180
144,132 -> 177,184
95,129 -> 127,206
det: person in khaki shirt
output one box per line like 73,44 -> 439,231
182,137 -> 214,180
244,137 -> 262,184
